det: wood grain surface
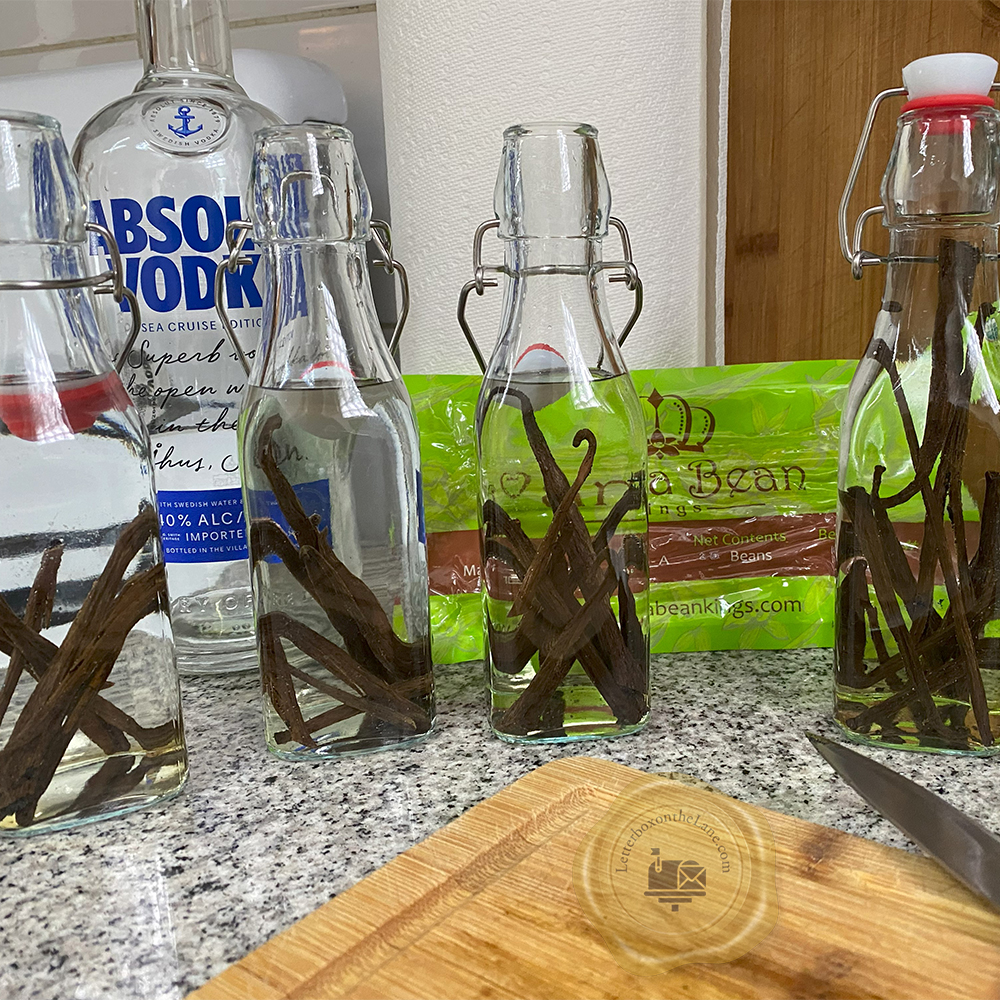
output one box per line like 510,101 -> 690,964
191,756 -> 1000,1000
726,0 -> 1000,364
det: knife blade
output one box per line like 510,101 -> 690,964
806,732 -> 1000,911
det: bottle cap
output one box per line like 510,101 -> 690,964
901,53 -> 997,109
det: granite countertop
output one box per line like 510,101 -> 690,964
2,648 -> 997,1000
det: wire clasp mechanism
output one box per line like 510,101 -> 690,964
214,220 -> 255,377
0,222 -> 142,375
215,216 -> 410,378
840,82 -> 1000,279
456,216 -> 644,373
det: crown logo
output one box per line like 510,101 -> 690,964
644,390 -> 715,459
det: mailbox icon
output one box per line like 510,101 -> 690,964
644,848 -> 707,912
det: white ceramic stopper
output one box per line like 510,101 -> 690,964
902,53 -> 997,99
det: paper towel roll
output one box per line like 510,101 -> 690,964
377,0 -> 716,375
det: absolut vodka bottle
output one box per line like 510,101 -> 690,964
73,0 -> 281,673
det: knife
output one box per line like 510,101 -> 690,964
806,732 -> 1000,911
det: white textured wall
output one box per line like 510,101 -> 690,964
378,0 -> 714,375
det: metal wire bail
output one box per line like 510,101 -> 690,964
839,82 -> 1000,279
370,219 -> 410,356
0,221 -> 141,374
214,220 -> 255,377
456,216 -> 644,374
215,216 -> 410,377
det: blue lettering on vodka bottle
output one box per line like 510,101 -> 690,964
245,479 -> 332,560
88,194 -> 260,313
416,470 -> 426,544
157,488 -> 248,563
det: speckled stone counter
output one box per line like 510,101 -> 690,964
2,649 -> 997,999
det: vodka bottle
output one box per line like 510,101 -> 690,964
73,0 -> 281,673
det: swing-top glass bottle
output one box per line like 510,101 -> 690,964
463,122 -> 650,744
0,112 -> 187,833
222,124 -> 435,757
836,53 -> 1000,754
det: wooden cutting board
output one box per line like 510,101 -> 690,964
191,757 -> 1000,1000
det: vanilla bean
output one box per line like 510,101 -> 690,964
481,390 -> 647,732
251,518 -> 390,683
0,607 -> 175,753
273,706 -> 360,744
863,598 -> 891,668
299,547 -> 403,680
254,419 -> 420,682
497,564 -> 621,734
262,612 -> 429,729
284,661 -> 418,732
592,480 -> 644,557
971,471 -> 1000,602
837,241 -> 998,749
864,584 -> 996,687
0,542 -> 62,729
248,417 -> 433,751
510,429 -> 596,618
272,675 -> 432,744
842,485 -> 942,730
70,746 -> 185,816
485,495 -> 645,710
486,516 -> 644,724
844,660 -> 965,734
614,538 -> 646,657
0,506 -> 164,825
259,613 -> 316,748
488,619 -> 541,676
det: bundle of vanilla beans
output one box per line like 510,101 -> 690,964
251,415 -> 433,748
482,388 -> 648,738
836,238 -> 1000,751
0,505 -> 182,828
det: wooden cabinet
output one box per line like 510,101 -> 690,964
725,0 -> 1000,363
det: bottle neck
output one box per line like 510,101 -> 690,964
882,225 -> 1000,357
487,236 -> 626,382
888,225 -> 999,257
134,0 -> 242,93
0,244 -> 109,382
255,242 -> 396,389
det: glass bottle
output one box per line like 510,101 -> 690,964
0,112 -> 187,833
465,122 -> 650,743
836,53 -> 1000,754
220,124 -> 434,758
73,0 -> 282,674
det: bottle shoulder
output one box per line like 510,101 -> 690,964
73,86 -> 281,175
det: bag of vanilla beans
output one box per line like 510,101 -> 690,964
407,359 -> 855,662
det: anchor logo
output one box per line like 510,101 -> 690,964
168,105 -> 203,138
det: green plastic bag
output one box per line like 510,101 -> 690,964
405,360 -> 855,663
